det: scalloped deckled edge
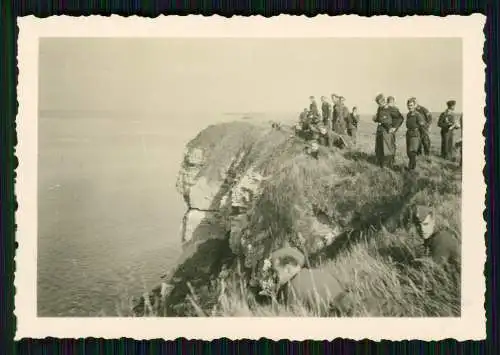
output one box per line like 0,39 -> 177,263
14,14 -> 487,341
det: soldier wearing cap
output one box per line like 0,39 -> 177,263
330,94 -> 339,129
437,100 -> 459,160
268,246 -> 345,314
387,96 -> 405,130
405,98 -> 427,170
309,96 -> 320,123
373,93 -> 397,168
321,96 -> 332,128
386,96 -> 405,165
333,96 -> 348,134
411,97 -> 433,156
345,106 -> 360,145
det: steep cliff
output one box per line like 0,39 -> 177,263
133,120 -> 462,317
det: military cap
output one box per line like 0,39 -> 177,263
309,96 -> 315,99
413,205 -> 433,223
407,97 -> 417,105
331,93 -> 338,97
387,96 -> 395,102
339,96 -> 345,100
447,100 -> 456,108
375,93 -> 385,103
270,246 -> 306,268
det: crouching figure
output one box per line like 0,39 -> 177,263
412,205 -> 461,268
267,246 -> 346,315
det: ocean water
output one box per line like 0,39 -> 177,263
37,112 -> 240,317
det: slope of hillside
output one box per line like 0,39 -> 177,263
131,120 -> 462,317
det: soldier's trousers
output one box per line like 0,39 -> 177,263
408,152 -> 417,170
347,128 -> 357,145
417,132 -> 431,155
440,130 -> 454,160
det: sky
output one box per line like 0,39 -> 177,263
39,38 -> 462,115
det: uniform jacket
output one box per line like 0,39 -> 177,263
321,102 -> 332,121
388,106 -> 405,131
310,101 -> 320,118
406,110 -> 426,153
374,106 -> 396,157
437,110 -> 456,132
424,227 -> 460,264
416,105 -> 433,131
345,113 -> 359,130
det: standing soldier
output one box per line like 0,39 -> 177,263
373,94 -> 396,168
331,94 -> 339,130
437,100 -> 459,160
345,106 -> 360,145
321,96 -> 332,128
333,96 -> 349,134
405,98 -> 427,170
309,96 -> 320,123
386,96 -> 405,166
412,97 -> 433,156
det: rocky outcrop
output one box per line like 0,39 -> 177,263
175,122 -> 351,271
133,120 -> 441,316
131,119 -> 463,318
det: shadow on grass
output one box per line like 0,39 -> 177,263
309,170 -> 422,266
342,150 -> 409,174
343,150 -> 379,166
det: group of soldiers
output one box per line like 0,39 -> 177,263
294,93 -> 462,170
373,94 -> 462,170
294,94 -> 359,158
303,93 -> 359,139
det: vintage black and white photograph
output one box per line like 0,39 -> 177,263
16,16 -> 486,340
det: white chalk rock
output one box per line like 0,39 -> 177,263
181,209 -> 226,247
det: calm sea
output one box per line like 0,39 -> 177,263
37,111 -> 269,317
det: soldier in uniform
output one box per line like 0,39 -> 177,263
331,94 -> 339,129
333,96 -> 349,134
373,94 -> 397,168
345,106 -> 360,145
321,96 -> 332,128
412,98 -> 433,156
437,100 -> 459,160
309,96 -> 320,123
316,125 -> 332,148
386,96 -> 405,166
405,98 -> 427,170
269,246 -> 346,314
412,205 -> 461,267
299,108 -> 308,123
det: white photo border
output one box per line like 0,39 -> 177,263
15,14 -> 487,341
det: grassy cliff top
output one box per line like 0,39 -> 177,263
136,120 -> 462,317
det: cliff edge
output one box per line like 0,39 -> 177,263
133,120 -> 462,317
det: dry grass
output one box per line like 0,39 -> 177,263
126,118 -> 462,318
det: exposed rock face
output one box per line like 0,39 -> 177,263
134,121 -> 361,316
132,120 -> 462,317
175,123 -> 348,270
